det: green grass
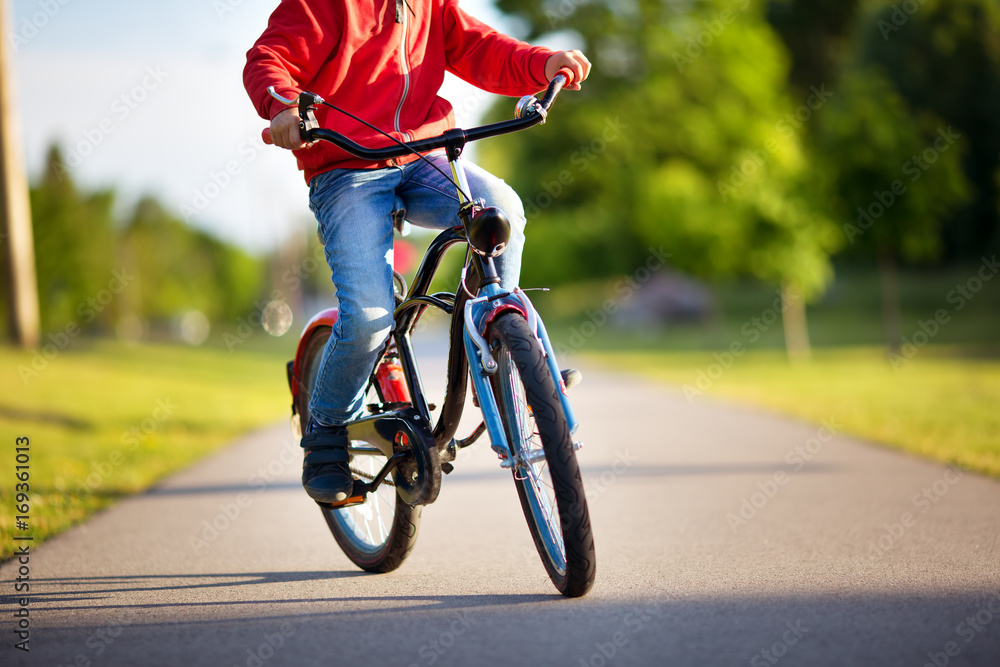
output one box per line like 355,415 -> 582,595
0,339 -> 292,560
584,346 -> 1000,478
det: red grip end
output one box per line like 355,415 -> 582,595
261,128 -> 273,145
556,67 -> 575,85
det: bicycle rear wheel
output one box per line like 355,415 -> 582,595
297,327 -> 421,573
487,312 -> 596,597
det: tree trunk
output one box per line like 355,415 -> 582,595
0,0 -> 40,347
781,282 -> 811,363
878,249 -> 902,353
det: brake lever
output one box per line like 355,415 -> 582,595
267,86 -> 299,106
266,86 -> 321,142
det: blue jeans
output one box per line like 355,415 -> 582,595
306,153 -> 526,428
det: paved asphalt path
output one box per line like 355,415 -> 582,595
4,354 -> 1000,667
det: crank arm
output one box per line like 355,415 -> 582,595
357,450 -> 409,494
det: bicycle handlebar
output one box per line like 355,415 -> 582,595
261,68 -> 575,158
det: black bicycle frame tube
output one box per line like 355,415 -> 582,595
395,226 -> 466,334
433,257 -> 486,447
389,225 -> 472,448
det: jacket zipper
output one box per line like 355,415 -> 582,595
393,0 -> 412,142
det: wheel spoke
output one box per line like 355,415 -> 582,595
334,452 -> 394,551
496,344 -> 567,574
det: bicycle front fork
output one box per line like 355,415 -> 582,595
462,282 -> 580,462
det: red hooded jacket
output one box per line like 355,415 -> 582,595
244,0 -> 557,183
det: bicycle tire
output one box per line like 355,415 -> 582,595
297,326 -> 421,573
487,312 -> 596,597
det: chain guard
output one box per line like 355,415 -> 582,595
345,407 -> 440,507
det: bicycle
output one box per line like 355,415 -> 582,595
267,70 -> 596,597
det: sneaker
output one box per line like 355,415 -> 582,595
300,418 -> 353,503
561,368 -> 583,390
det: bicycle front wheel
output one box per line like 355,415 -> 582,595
297,326 -> 421,573
487,311 -> 596,597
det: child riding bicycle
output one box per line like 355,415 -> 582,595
244,0 -> 590,504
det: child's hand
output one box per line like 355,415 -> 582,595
544,50 -> 591,90
269,108 -> 314,150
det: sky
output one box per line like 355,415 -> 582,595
7,0 -> 552,253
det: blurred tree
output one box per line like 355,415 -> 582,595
21,143 -> 270,342
766,0 -> 862,91
740,1 -> 990,350
121,196 -> 265,327
487,0 -> 842,358
29,145 -> 117,333
859,0 -> 1000,261
815,69 -> 969,349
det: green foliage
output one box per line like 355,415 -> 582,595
766,0 -> 862,89
858,0 -> 1000,260
488,0 -> 840,298
29,147 -> 117,332
25,143 -> 267,339
768,0 -> 1000,263
487,0 -> 998,304
817,68 -> 969,262
122,198 -> 265,323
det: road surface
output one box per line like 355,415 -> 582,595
3,361 -> 1000,666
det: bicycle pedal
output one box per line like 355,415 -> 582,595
318,494 -> 366,509
561,368 -> 583,390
